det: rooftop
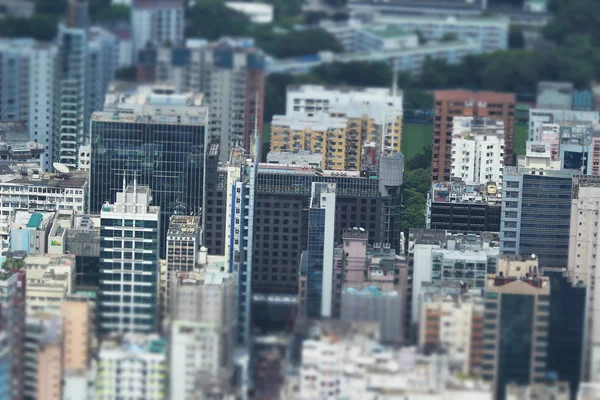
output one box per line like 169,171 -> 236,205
435,89 -> 516,103
429,181 -> 502,205
167,215 -> 200,237
12,211 -> 55,231
100,333 -> 167,355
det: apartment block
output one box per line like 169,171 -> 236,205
97,334 -> 167,400
269,113 -> 348,170
450,116 -> 505,186
131,0 -> 184,58
410,230 -> 499,326
427,181 -> 501,232
22,254 -> 76,314
151,39 -> 265,160
169,262 -> 236,399
482,260 -> 550,400
432,90 -> 516,181
0,39 -> 57,171
500,143 -> 577,268
348,0 -> 488,18
285,85 -> 403,161
98,185 -> 161,334
419,289 -> 484,375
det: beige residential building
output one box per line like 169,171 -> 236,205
61,299 -> 92,372
569,176 -> 600,382
36,341 -> 63,400
271,85 -> 403,171
419,290 -> 484,375
270,112 -> 402,171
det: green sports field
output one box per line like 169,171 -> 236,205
402,123 -> 433,161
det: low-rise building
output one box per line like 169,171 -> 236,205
419,289 -> 484,375
9,211 -> 55,255
283,320 -> 491,400
506,381 -> 570,400
427,181 -> 502,232
224,2 -> 273,23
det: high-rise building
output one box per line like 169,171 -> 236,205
35,316 -> 62,400
284,85 -> 403,163
419,289 -> 484,375
204,149 -> 403,329
152,39 -> 265,160
97,333 -> 167,400
409,230 -> 499,328
131,0 -> 184,59
568,175 -> 600,384
482,258 -> 550,400
222,151 -> 257,344
333,228 -> 409,344
0,39 -> 57,171
304,182 -> 336,319
500,143 -> 577,268
90,87 -> 208,253
432,90 -> 516,181
0,269 -> 26,400
169,261 -> 237,399
55,15 -> 88,168
55,1 -> 116,169
165,215 -> 200,304
427,181 -> 502,232
22,254 -> 76,314
98,185 -> 160,334
450,116 -> 505,186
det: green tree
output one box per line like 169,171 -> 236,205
186,0 -> 251,40
257,29 -> 343,58
406,146 -> 432,170
304,11 -> 328,25
312,61 -> 393,87
508,26 -> 525,49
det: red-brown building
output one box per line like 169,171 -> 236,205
432,90 -> 516,182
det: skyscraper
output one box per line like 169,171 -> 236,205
98,185 -> 160,334
432,90 -> 516,182
305,182 -> 336,319
165,215 -> 200,305
482,258 -> 550,400
90,87 -> 208,253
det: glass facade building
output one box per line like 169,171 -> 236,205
501,169 -> 576,268
482,278 -> 550,400
89,115 -> 206,255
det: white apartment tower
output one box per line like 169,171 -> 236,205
451,116 -> 505,187
568,176 -> 600,383
131,0 -> 184,59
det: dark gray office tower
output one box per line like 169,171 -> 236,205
500,165 -> 576,268
89,89 -> 209,254
203,149 -> 403,330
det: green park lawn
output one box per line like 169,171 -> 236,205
402,123 -> 433,161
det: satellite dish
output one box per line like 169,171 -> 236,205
53,163 -> 70,174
